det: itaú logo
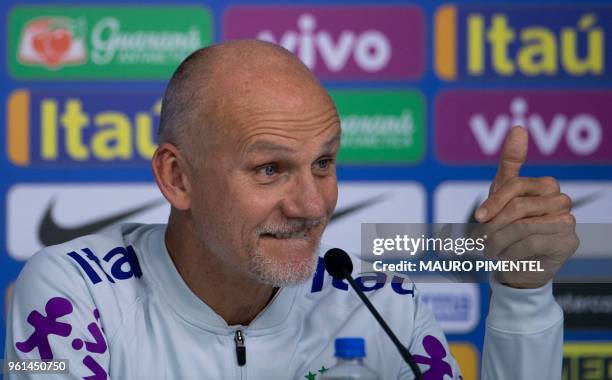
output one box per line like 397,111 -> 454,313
7,89 -> 160,167
257,14 -> 391,73
435,5 -> 608,80
471,97 -> 602,156
310,257 -> 415,296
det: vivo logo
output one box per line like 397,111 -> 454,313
257,14 -> 390,73
224,6 -> 424,80
435,90 -> 612,164
471,97 -> 602,156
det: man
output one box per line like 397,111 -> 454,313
5,40 -> 578,379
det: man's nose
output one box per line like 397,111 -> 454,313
281,171 -> 328,220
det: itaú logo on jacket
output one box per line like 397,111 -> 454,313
223,6 -> 425,80
67,245 -> 143,285
310,257 -> 415,296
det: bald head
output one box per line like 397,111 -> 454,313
158,40 -> 333,159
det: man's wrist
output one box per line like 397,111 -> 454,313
494,271 -> 548,289
488,275 -> 563,334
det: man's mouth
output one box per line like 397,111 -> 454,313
261,230 -> 309,239
258,220 -> 324,241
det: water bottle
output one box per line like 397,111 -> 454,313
321,337 -> 379,380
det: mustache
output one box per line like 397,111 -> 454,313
257,218 -> 325,235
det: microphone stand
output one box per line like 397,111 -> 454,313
342,268 -> 423,380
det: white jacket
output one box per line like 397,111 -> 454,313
5,223 -> 563,379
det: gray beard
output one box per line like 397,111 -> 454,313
246,240 -> 321,287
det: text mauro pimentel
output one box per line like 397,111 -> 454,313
370,234 -> 544,273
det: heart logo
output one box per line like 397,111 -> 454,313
31,28 -> 72,67
49,28 -> 72,55
19,17 -> 86,69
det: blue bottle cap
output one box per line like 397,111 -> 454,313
335,337 -> 366,358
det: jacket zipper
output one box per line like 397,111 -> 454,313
234,329 -> 246,366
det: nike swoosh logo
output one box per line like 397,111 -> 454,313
571,191 -> 606,209
38,198 -> 165,246
330,193 -> 389,224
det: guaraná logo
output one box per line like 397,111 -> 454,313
9,6 -> 212,79
331,90 -> 425,164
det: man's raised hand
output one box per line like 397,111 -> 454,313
474,126 -> 579,288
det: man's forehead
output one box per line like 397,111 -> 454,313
243,129 -> 342,156
213,69 -> 331,113
210,81 -> 339,142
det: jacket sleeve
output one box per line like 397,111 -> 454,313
482,279 -> 563,380
398,286 -> 463,379
398,278 -> 563,380
4,248 -> 111,380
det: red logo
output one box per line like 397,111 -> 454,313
18,17 -> 86,69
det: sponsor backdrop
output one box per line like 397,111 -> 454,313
1,0 -> 611,378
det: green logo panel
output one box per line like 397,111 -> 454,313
331,90 -> 425,164
9,6 -> 212,79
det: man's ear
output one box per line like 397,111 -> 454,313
152,142 -> 192,210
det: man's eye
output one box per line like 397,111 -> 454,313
315,158 -> 333,170
257,164 -> 277,177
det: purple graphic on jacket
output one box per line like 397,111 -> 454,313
16,297 -> 108,379
72,309 -> 108,379
413,335 -> 453,380
16,297 -> 73,359
82,355 -> 107,380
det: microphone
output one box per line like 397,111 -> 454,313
324,248 -> 423,380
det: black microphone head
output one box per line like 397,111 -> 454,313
324,248 -> 353,280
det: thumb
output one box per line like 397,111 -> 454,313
490,126 -> 528,194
